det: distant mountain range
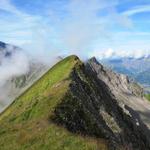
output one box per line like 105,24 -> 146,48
100,56 -> 150,92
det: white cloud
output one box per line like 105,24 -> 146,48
0,0 -> 26,17
0,0 -> 43,46
0,46 -> 30,87
0,44 -> 30,106
46,0 -> 133,58
122,5 -> 150,16
91,48 -> 150,59
0,0 -> 149,61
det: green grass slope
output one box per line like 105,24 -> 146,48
145,94 -> 150,101
0,55 -> 108,150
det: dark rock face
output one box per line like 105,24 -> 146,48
0,41 -> 7,49
52,59 -> 150,150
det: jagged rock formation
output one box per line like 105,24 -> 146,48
88,57 -> 144,97
87,57 -> 150,126
0,55 -> 150,150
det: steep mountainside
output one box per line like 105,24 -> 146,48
0,55 -> 150,150
87,57 -> 150,128
88,57 -> 144,97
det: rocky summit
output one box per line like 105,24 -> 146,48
0,55 -> 150,150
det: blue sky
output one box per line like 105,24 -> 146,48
0,0 -> 150,59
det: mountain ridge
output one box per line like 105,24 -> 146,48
1,55 -> 150,149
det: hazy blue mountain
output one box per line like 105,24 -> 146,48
135,70 -> 150,85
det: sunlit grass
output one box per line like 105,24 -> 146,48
145,94 -> 150,101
